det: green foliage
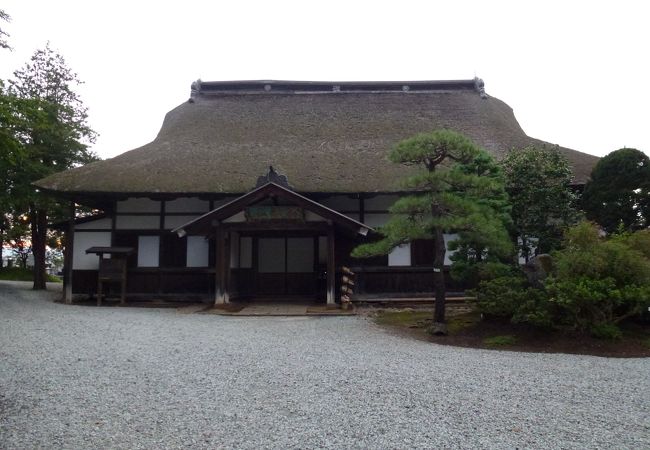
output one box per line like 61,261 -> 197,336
589,323 -> 623,340
473,274 -> 553,328
2,44 -> 98,287
483,335 -> 517,346
582,148 -> 650,233
502,146 -> 578,259
0,267 -> 60,282
352,130 -> 511,259
476,222 -> 650,333
546,223 -> 650,332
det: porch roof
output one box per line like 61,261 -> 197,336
172,182 -> 373,237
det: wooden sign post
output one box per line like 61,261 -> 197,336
340,266 -> 356,310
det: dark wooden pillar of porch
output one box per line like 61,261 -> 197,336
63,201 -> 75,305
326,223 -> 336,307
214,227 -> 230,305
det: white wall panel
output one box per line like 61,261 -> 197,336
137,236 -> 159,267
164,215 -> 200,230
76,218 -> 112,230
444,233 -> 459,265
116,215 -> 160,230
165,198 -> 210,213
116,198 -> 160,213
186,236 -> 209,268
364,213 -> 391,227
364,195 -> 399,211
73,232 -> 111,270
388,243 -> 411,267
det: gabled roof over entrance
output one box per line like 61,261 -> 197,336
34,78 -> 599,196
172,182 -> 372,237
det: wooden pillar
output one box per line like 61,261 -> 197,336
63,201 -> 75,304
214,227 -> 230,305
326,223 -> 336,306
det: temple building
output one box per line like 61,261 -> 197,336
36,79 -> 599,305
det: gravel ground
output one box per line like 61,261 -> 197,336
1,281 -> 648,449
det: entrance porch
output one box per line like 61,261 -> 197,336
173,180 -> 371,307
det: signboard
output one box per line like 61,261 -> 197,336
245,206 -> 305,222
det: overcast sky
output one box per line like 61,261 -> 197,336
2,0 -> 648,159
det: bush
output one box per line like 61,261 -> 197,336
547,222 -> 650,331
473,274 -> 554,328
590,323 -> 623,340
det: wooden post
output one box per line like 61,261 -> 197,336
214,227 -> 230,305
63,201 -> 75,304
326,223 -> 336,307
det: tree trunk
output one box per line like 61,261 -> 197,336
31,207 -> 48,290
0,227 -> 4,268
431,226 -> 447,334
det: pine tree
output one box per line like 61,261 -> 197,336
352,130 -> 512,334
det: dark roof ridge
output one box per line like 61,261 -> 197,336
188,77 -> 487,101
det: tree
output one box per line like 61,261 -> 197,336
0,9 -> 11,50
582,148 -> 650,233
352,129 -> 512,334
7,44 -> 97,289
501,146 -> 578,261
448,151 -> 514,287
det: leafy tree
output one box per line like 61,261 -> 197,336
582,148 -> 650,233
352,129 -> 512,334
448,151 -> 514,287
7,44 -> 97,289
501,146 -> 578,261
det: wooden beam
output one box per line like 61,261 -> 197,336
326,224 -> 336,306
63,201 -> 75,304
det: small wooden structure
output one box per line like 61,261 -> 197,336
340,266 -> 356,310
85,247 -> 134,306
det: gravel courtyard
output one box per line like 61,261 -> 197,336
1,281 -> 648,449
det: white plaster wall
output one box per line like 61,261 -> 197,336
116,198 -> 161,213
364,195 -> 400,211
186,236 -> 209,268
115,215 -> 160,230
363,213 -> 391,227
165,198 -> 210,213
137,236 -> 159,267
164,215 -> 200,230
388,243 -> 411,266
73,232 -> 111,270
76,218 -> 112,230
239,237 -> 253,268
444,233 -> 459,265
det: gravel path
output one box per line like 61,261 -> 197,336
1,281 -> 648,449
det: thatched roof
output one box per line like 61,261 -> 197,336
36,79 -> 599,195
